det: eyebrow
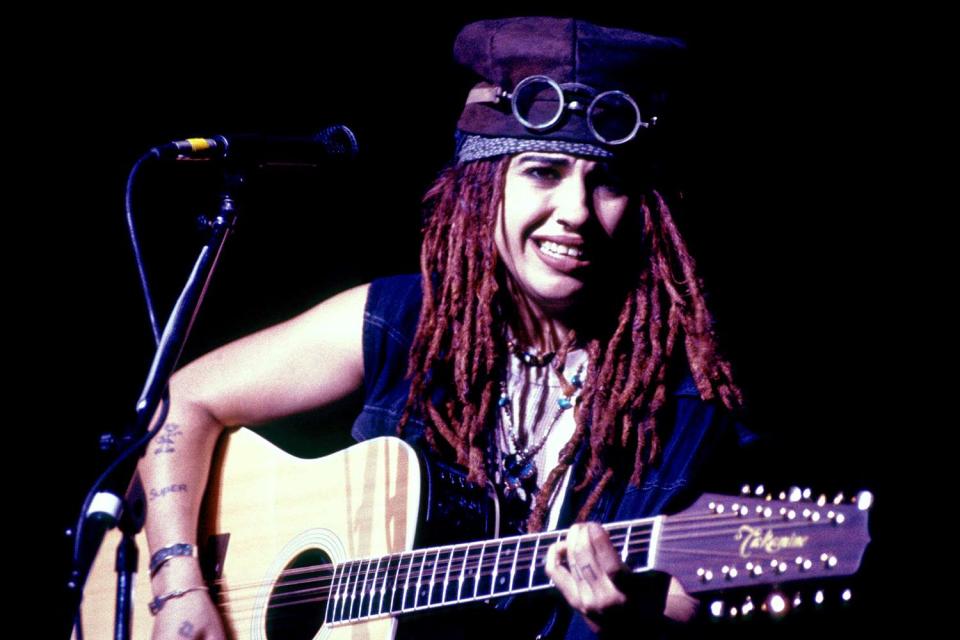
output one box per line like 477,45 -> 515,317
514,154 -> 618,178
515,154 -> 573,167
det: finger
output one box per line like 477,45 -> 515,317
566,523 -> 602,584
586,521 -> 627,578
545,538 -> 581,608
568,523 -> 627,610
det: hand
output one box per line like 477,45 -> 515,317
546,522 -> 667,635
150,589 -> 226,640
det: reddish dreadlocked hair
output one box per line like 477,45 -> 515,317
398,155 -> 742,532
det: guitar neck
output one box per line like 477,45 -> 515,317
325,490 -> 871,627
324,517 -> 660,626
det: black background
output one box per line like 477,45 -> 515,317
22,4 -> 924,637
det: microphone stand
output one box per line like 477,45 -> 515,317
68,168 -> 244,640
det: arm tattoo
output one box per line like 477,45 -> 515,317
154,423 -> 184,455
178,620 -> 195,638
149,484 -> 188,501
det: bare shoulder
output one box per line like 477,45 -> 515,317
172,283 -> 371,427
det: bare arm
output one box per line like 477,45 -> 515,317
139,283 -> 369,638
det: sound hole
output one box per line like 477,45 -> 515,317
265,548 -> 331,640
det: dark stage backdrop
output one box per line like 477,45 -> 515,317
32,6 -> 912,638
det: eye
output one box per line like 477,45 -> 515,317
524,166 -> 561,181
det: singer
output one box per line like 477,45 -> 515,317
137,17 -> 754,640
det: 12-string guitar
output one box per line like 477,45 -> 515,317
74,429 -> 872,639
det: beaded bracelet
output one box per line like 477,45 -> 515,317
148,585 -> 209,615
149,543 -> 197,577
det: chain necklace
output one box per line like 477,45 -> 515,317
497,358 -> 585,503
506,336 -> 556,368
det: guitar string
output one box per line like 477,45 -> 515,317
204,509 -> 827,595
206,513 -> 842,603
203,516 -> 848,621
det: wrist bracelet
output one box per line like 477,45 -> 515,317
148,585 -> 209,615
149,543 -> 197,577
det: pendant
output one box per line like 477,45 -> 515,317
502,452 -> 537,500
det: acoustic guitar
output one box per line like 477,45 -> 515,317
74,428 -> 872,639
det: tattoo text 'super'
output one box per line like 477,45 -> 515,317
149,484 -> 188,501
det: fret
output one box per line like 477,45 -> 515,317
355,558 -> 371,619
445,546 -> 467,602
531,533 -> 560,588
619,524 -> 633,563
431,548 -> 453,605
402,552 -> 419,610
475,540 -> 499,598
360,558 -> 382,617
512,536 -> 538,592
390,552 -> 409,613
414,549 -> 438,608
622,521 -> 655,571
337,561 -> 356,621
471,543 -> 487,599
350,559 -> 367,620
364,556 -> 383,617
374,554 -> 395,616
527,535 -> 542,590
326,562 -> 346,623
461,543 -> 482,600
493,539 -> 514,594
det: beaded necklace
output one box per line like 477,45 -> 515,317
496,353 -> 585,504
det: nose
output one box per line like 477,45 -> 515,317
552,173 -> 591,230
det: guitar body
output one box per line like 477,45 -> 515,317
75,430 -> 422,640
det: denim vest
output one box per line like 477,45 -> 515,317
352,274 -> 756,639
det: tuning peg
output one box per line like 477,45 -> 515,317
842,588 -> 852,602
754,484 -> 765,497
709,600 -> 725,618
829,510 -> 846,525
814,590 -> 825,605
741,596 -> 756,616
802,487 -> 812,500
764,591 -> 789,616
816,494 -> 828,507
856,490 -> 874,511
787,486 -> 803,502
741,484 -> 751,495
721,565 -> 739,580
833,492 -> 845,505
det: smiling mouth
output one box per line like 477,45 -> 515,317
537,239 -> 585,260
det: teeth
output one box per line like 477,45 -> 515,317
539,240 -> 584,259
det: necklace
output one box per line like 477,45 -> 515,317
497,359 -> 585,502
506,337 -> 556,368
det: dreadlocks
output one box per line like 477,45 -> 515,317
399,156 -> 742,532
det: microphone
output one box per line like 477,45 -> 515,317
149,125 -> 358,167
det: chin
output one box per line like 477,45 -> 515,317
527,278 -> 589,312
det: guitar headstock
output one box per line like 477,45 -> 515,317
654,487 -> 872,597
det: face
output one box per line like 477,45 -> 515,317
495,152 -> 635,315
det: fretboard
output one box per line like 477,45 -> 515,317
324,517 -> 659,626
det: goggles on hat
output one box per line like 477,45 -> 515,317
466,75 -> 656,146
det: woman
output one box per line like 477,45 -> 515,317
142,17 -> 748,640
